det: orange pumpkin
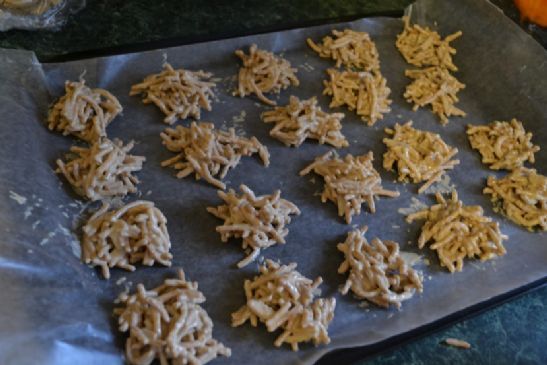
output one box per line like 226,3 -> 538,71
514,0 -> 547,27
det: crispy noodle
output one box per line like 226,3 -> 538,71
444,338 -> 471,349
323,68 -> 391,126
231,259 -> 336,351
300,151 -> 399,224
114,269 -> 231,365
396,16 -> 462,71
406,191 -> 507,273
207,185 -> 301,268
383,121 -> 460,194
484,167 -> 546,231
160,121 -> 270,190
82,200 -> 172,279
467,119 -> 540,170
261,95 -> 348,148
130,63 -> 216,125
48,79 -> 122,142
337,226 -> 423,308
56,138 -> 145,201
404,66 -> 465,124
307,29 -> 380,71
233,44 -> 299,106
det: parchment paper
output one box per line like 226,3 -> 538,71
0,0 -> 545,364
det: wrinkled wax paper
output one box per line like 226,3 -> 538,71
0,0 -> 545,364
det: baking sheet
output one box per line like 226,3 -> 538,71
0,0 -> 546,364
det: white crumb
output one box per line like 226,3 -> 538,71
421,174 -> 456,194
299,62 -> 315,72
23,206 -> 34,219
9,191 -> 27,205
70,240 -> 81,258
398,197 -> 428,216
57,224 -> 72,237
39,231 -> 56,246
232,110 -> 247,124
400,251 -> 422,266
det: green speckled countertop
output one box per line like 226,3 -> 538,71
361,287 -> 547,364
1,1 -> 545,364
0,0 -> 415,60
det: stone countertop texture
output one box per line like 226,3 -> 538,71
0,0 -> 545,364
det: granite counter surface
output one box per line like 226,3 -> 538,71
0,1 -> 545,364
